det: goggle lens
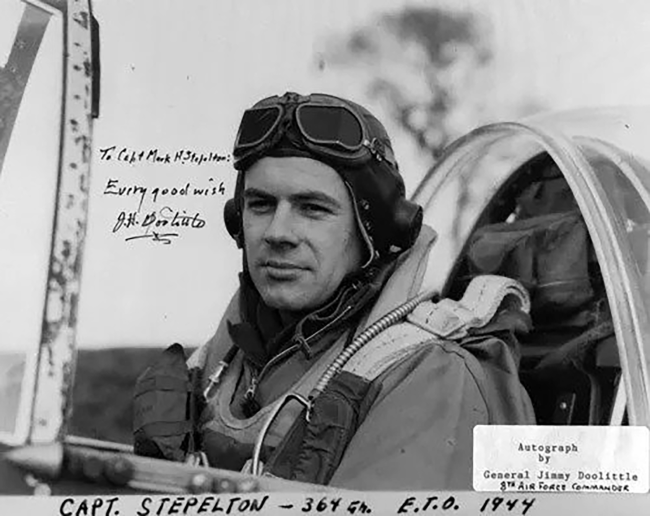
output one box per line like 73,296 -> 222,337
236,106 -> 282,148
297,105 -> 364,150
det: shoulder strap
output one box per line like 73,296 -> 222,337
343,274 -> 530,381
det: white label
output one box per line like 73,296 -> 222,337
473,425 -> 649,493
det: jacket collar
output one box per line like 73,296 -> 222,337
360,224 -> 437,327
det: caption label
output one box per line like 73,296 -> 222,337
473,425 -> 649,493
52,493 -> 537,516
6,491 -> 650,516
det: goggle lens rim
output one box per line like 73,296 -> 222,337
295,104 -> 366,152
235,105 -> 283,150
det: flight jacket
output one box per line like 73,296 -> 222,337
187,224 -> 536,490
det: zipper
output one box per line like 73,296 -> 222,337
243,375 -> 258,402
243,343 -> 301,404
243,303 -> 354,404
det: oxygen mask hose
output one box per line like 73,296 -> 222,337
309,288 -> 439,400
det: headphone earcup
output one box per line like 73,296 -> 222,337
223,198 -> 243,248
391,198 -> 423,251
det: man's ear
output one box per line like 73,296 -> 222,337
224,198 -> 243,248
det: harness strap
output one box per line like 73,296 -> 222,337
343,275 -> 530,381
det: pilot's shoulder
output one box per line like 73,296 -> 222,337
345,274 -> 530,381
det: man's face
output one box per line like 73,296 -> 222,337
242,156 -> 364,312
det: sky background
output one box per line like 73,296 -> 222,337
3,0 -> 650,352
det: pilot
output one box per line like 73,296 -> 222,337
137,92 -> 535,490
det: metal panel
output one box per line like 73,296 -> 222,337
29,0 -> 94,444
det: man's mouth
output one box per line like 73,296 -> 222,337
261,260 -> 306,279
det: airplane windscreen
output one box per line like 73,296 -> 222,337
0,1 -> 63,444
578,141 -> 650,301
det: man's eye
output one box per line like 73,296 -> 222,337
246,199 -> 273,212
301,203 -> 329,215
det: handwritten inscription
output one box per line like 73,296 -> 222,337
397,495 -> 460,513
112,206 -> 206,245
59,497 -> 119,516
99,145 -> 230,166
98,139 -> 231,246
479,497 -> 536,515
137,495 -> 268,515
56,494 -> 539,516
103,178 -> 224,244
104,178 -> 225,210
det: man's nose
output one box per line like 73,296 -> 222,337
263,203 -> 299,246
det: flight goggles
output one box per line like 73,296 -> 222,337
232,93 -> 397,170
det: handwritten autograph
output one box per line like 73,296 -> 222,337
113,206 -> 206,244
125,232 -> 180,245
